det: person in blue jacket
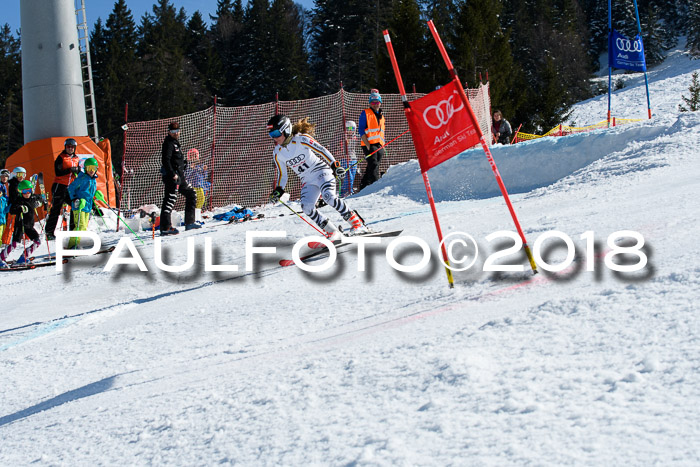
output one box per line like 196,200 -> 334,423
67,158 -> 99,249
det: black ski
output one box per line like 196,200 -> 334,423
61,245 -> 116,260
282,230 -> 403,267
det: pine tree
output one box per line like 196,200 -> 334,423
309,0 -> 391,94
679,71 -> 700,111
186,11 -> 222,107
210,0 -> 246,105
90,0 -> 139,136
238,0 -> 273,103
377,0 -> 428,93
0,23 -> 23,166
451,0 -> 521,118
267,0 -> 312,101
135,0 -> 195,120
640,5 -> 668,65
688,0 -> 700,57
418,0 -> 459,88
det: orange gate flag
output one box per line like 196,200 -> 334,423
404,78 -> 480,172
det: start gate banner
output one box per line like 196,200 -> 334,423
405,78 -> 480,172
609,29 -> 647,72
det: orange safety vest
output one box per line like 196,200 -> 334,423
54,152 -> 80,185
361,108 -> 385,147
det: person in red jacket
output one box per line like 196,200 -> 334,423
45,138 -> 80,239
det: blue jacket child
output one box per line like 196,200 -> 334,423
66,158 -> 98,249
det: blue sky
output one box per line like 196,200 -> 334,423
4,0 -> 316,35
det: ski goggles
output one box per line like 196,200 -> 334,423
169,129 -> 180,134
269,130 -> 283,139
21,188 -> 33,195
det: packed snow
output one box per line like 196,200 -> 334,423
1,45 -> 699,465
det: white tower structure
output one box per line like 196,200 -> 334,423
20,0 -> 88,144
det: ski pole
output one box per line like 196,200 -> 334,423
345,129 -> 409,172
35,208 -> 53,260
277,199 -> 327,237
94,195 -> 145,245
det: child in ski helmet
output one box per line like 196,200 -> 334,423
267,114 -> 367,237
0,169 -> 10,197
8,167 -> 26,205
0,170 -> 9,246
185,148 -> 209,224
66,158 -> 99,249
0,179 -> 45,267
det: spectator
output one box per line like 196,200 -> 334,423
185,148 -> 210,225
45,139 -> 80,239
159,121 -> 199,235
358,89 -> 386,190
492,110 -> 512,145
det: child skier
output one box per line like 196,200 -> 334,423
267,115 -> 368,238
2,167 -> 28,247
0,169 -> 9,244
0,179 -> 46,267
185,148 -> 209,224
66,157 -> 98,249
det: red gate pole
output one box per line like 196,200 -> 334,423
384,30 -> 455,289
118,102 -> 128,232
208,96 -> 218,212
427,20 -> 537,275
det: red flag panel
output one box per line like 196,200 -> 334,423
405,78 -> 480,172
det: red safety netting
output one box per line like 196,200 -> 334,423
122,85 -> 491,213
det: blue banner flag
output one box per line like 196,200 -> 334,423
609,29 -> 647,71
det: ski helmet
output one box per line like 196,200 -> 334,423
12,167 -> 26,177
17,179 -> 33,193
187,148 -> 200,161
84,158 -> 98,169
345,120 -> 357,132
0,169 -> 10,177
65,138 -> 77,148
267,115 -> 292,139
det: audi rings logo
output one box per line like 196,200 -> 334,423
423,93 -> 464,130
616,37 -> 642,53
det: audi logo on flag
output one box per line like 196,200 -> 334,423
616,37 -> 642,53
423,93 -> 464,130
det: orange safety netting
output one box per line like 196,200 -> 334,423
121,85 -> 491,212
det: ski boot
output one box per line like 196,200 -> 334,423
343,210 -> 369,235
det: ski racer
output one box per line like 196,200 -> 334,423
0,179 -> 46,267
267,115 -> 367,238
66,157 -> 99,249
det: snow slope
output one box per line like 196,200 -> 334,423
1,49 -> 699,465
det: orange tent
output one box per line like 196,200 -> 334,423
4,136 -> 117,207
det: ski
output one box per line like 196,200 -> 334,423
308,229 -> 403,249
279,242 -> 354,267
61,245 -> 116,260
283,230 -> 403,267
0,259 -> 63,271
227,213 -> 265,225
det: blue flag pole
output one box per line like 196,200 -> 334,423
608,0 -> 613,127
632,0 -> 652,119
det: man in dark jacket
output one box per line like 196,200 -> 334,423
160,121 -> 199,235
45,138 -> 80,239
